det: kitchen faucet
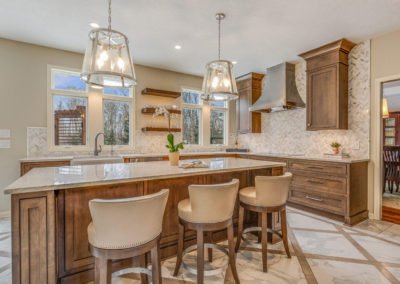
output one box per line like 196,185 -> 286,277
94,132 -> 104,156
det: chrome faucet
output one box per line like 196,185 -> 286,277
94,132 -> 104,156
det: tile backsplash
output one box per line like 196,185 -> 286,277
238,40 -> 370,158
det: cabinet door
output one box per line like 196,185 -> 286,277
307,65 -> 338,130
236,86 -> 252,133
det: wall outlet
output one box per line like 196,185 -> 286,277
352,141 -> 360,150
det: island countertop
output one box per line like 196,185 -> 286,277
5,157 -> 285,195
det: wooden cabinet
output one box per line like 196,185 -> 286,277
238,154 -> 368,226
236,72 -> 264,133
299,38 -> 355,131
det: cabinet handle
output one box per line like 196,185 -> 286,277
307,123 -> 311,127
307,166 -> 323,170
305,195 -> 323,202
306,179 -> 324,185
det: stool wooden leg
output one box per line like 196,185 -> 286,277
139,254 -> 148,284
197,229 -> 204,284
227,223 -> 240,284
258,212 -> 262,243
173,222 -> 184,276
207,231 -> 213,262
94,257 -> 112,284
281,209 -> 291,258
235,206 -> 244,252
151,240 -> 162,284
261,211 -> 268,272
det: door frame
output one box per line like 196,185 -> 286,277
372,74 -> 400,220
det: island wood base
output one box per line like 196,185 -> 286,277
11,166 -> 283,284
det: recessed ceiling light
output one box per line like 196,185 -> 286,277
232,61 -> 237,65
90,22 -> 99,28
174,45 -> 182,50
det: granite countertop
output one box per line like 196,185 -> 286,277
6,158 -> 285,195
19,151 -> 369,164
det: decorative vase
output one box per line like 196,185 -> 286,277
169,152 -> 180,166
332,147 -> 340,155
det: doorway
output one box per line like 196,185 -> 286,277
382,80 -> 400,224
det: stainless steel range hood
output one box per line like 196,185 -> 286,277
249,62 -> 305,112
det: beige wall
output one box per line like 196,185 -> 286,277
370,30 -> 400,218
0,38 -> 202,214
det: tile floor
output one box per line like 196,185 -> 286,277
2,208 -> 400,283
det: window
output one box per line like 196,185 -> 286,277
50,69 -> 88,146
210,110 -> 226,144
103,87 -> 133,146
48,66 -> 134,150
182,90 -> 228,146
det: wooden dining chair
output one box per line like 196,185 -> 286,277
383,146 -> 400,193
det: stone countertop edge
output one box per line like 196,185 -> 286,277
19,152 -> 369,164
5,159 -> 286,195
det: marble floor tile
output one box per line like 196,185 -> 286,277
308,259 -> 391,284
353,219 -> 394,235
378,223 -> 400,244
235,250 -> 306,283
292,230 -> 366,260
384,266 -> 400,281
287,212 -> 337,231
352,235 -> 400,264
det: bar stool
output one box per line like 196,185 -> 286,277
88,189 -> 169,284
235,173 -> 292,272
173,179 -> 240,284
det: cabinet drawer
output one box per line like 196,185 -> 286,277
291,174 -> 346,195
289,161 -> 347,176
289,188 -> 346,215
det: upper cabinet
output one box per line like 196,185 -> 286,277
236,72 -> 264,133
299,39 -> 355,131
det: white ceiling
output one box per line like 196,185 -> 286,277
1,0 -> 400,76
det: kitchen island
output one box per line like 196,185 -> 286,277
5,157 -> 284,284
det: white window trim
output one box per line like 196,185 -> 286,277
47,65 -> 135,152
181,89 -> 228,146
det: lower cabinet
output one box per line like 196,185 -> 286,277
238,154 -> 368,226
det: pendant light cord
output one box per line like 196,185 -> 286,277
218,16 -> 221,60
108,0 -> 112,31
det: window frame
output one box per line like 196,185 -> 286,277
47,65 -> 135,152
181,89 -> 228,146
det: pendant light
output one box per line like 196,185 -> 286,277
382,97 -> 389,118
201,13 -> 238,101
81,0 -> 136,88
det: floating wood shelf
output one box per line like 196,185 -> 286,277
141,88 -> 181,98
141,107 -> 181,114
141,127 -> 181,132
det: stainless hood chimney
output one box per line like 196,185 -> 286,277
249,62 -> 305,112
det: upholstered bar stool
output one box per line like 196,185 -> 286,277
88,189 -> 169,284
235,173 -> 292,272
173,179 -> 240,284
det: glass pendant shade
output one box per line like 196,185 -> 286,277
382,97 -> 389,118
81,28 -> 136,88
201,60 -> 238,101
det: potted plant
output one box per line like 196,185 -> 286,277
330,142 -> 341,155
166,133 -> 184,166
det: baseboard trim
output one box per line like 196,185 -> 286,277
0,211 -> 11,218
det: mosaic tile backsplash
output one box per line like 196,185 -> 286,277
238,40 -> 370,158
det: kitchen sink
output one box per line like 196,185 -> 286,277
70,155 -> 124,166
